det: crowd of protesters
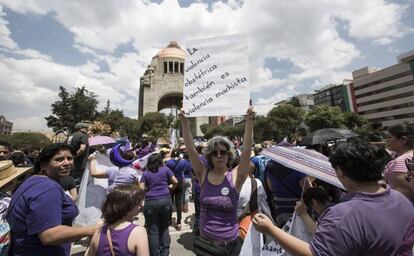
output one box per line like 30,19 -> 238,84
0,117 -> 413,256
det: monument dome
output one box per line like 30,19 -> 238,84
156,41 -> 185,59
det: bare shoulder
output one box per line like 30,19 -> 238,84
129,225 -> 148,241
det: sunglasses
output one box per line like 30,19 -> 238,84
211,150 -> 228,157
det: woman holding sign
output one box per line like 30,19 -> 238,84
179,106 -> 255,256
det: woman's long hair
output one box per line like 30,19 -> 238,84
146,153 -> 164,172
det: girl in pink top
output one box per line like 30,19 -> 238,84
385,124 -> 414,201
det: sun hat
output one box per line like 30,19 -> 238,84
109,144 -> 135,167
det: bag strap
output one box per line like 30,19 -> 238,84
106,228 -> 116,256
249,177 -> 258,212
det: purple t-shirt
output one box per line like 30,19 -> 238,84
398,218 -> 414,256
106,166 -> 141,191
8,176 -> 79,256
310,186 -> 414,256
140,166 -> 174,201
199,170 -> 239,242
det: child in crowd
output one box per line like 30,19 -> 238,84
87,184 -> 149,256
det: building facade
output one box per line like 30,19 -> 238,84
352,50 -> 414,127
0,115 -> 13,135
138,41 -> 209,136
313,82 -> 356,112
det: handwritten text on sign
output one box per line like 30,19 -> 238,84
183,34 -> 250,117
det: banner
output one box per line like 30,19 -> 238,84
240,214 -> 313,256
183,33 -> 250,117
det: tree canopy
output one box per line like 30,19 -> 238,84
0,132 -> 51,149
304,105 -> 345,132
45,86 -> 98,134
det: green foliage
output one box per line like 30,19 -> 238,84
200,123 -> 211,135
139,112 -> 169,141
304,105 -> 345,132
342,111 -> 368,131
97,109 -> 125,133
122,117 -> 140,143
45,86 -> 98,133
254,116 -> 276,141
0,132 -> 51,150
267,104 -> 304,141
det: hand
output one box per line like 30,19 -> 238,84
88,154 -> 96,161
178,108 -> 189,124
295,201 -> 307,216
245,106 -> 256,121
252,213 -> 274,235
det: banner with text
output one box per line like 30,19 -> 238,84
183,34 -> 250,117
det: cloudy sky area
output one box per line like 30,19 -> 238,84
0,0 -> 413,131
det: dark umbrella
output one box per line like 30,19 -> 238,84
299,128 -> 359,146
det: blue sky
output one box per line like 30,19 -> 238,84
0,0 -> 413,131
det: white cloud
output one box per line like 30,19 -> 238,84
0,0 -> 412,130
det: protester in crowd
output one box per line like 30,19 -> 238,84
265,141 -> 311,227
253,138 -> 414,255
181,152 -> 192,213
0,140 -> 12,161
67,122 -> 89,184
22,145 -> 41,166
166,149 -> 186,230
237,161 -> 271,219
88,144 -> 141,191
10,151 -> 31,167
86,184 -> 149,256
385,124 -> 414,202
59,175 -> 78,201
294,187 -> 332,235
369,122 -> 386,145
7,143 -> 100,256
179,106 -> 255,256
191,144 -> 206,236
250,143 -> 269,184
136,139 -> 155,158
139,153 -> 178,256
160,147 -> 171,163
397,152 -> 414,256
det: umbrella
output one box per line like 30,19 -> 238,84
88,136 -> 116,146
261,146 -> 344,189
299,128 -> 359,146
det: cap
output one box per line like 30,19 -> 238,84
75,122 -> 88,129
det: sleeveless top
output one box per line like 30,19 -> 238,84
96,223 -> 137,256
199,169 -> 239,242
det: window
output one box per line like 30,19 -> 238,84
174,62 -> 179,73
163,62 -> 167,73
180,63 -> 184,74
169,62 -> 173,73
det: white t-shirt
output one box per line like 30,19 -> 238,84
237,177 -> 271,218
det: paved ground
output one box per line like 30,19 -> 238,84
71,201 -> 196,255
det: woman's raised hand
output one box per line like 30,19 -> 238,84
178,108 -> 189,124
245,106 -> 256,121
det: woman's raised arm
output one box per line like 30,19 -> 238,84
178,110 -> 206,182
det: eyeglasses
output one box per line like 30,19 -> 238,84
211,150 -> 228,157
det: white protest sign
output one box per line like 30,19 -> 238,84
240,216 -> 294,256
183,34 -> 250,117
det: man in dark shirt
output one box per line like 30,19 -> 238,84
67,123 -> 89,184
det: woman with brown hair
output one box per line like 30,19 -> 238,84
87,184 -> 149,256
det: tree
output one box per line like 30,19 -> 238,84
122,117 -> 140,143
200,123 -> 211,135
304,105 -> 345,132
254,116 -> 276,142
45,86 -> 98,134
139,112 -> 169,141
0,132 -> 51,149
342,112 -> 368,131
267,104 -> 304,141
97,109 -> 125,133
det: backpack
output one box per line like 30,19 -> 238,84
0,196 -> 11,255
238,177 -> 258,240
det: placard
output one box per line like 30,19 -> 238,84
183,34 -> 250,117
